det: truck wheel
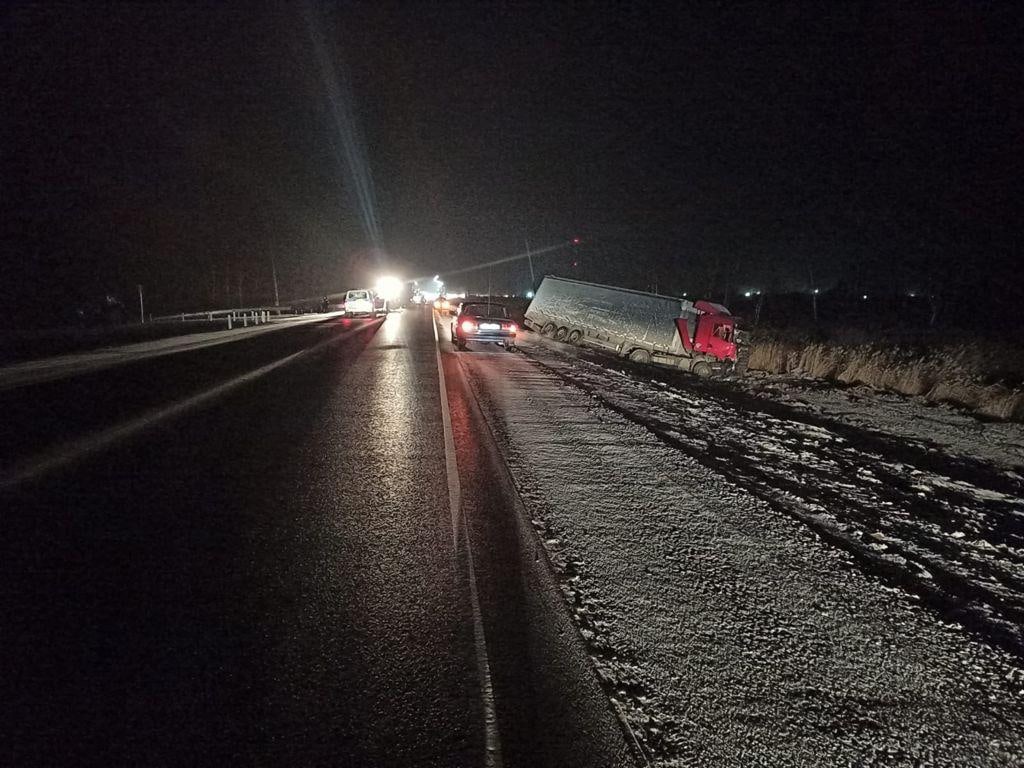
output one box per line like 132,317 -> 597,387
554,326 -> 568,341
541,322 -> 557,336
628,349 -> 651,364
567,329 -> 583,345
692,361 -> 712,377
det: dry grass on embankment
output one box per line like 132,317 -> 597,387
747,336 -> 1024,422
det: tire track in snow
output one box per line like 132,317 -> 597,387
520,341 -> 1024,662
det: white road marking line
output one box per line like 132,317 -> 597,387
432,312 -> 504,768
445,336 -> 654,765
0,323 -> 369,491
0,312 -> 356,391
433,315 -> 462,549
461,524 -> 505,768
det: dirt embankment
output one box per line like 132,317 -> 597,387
747,336 -> 1024,421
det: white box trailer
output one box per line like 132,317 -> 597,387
524,276 -> 737,375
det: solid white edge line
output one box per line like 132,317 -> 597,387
456,342 -> 653,766
0,312 -> 356,392
432,311 -> 504,768
0,322 -> 368,491
433,316 -> 462,550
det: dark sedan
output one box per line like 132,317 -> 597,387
451,301 -> 518,351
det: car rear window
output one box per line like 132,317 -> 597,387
347,291 -> 369,301
461,303 -> 509,318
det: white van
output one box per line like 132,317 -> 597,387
342,289 -> 380,317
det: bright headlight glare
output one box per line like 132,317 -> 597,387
375,275 -> 403,302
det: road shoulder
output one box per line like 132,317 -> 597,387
462,345 -> 1024,766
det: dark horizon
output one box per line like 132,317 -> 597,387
2,1 -> 1022,324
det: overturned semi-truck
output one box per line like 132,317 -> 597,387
524,276 -> 738,376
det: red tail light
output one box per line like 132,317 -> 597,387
461,320 -> 477,333
504,323 -> 518,333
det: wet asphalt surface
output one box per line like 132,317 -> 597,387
0,309 -> 630,767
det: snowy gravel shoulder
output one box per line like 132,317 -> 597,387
463,347 -> 1024,767
517,336 -> 1024,663
739,374 -> 1024,473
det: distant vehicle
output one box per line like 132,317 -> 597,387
451,301 -> 518,351
434,297 -> 454,315
342,289 -> 381,317
524,276 -> 737,376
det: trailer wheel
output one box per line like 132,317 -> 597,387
628,349 -> 651,364
567,329 -> 583,345
554,326 -> 569,341
541,322 -> 557,336
692,361 -> 712,377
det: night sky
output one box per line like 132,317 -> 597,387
2,2 -> 1022,323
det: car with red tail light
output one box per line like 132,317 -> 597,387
451,302 -> 518,351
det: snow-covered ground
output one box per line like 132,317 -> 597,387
0,312 -> 346,390
460,335 -> 1024,766
740,374 -> 1024,472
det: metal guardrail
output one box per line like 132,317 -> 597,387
149,306 -> 289,329
149,290 -> 363,330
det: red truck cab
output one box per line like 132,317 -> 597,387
675,301 -> 737,364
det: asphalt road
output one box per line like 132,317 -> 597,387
0,309 -> 630,767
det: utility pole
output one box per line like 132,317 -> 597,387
271,256 -> 280,307
137,285 -> 144,324
525,237 -> 535,289
238,274 -> 243,308
808,262 -> 818,323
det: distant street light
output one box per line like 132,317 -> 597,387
525,290 -> 535,299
